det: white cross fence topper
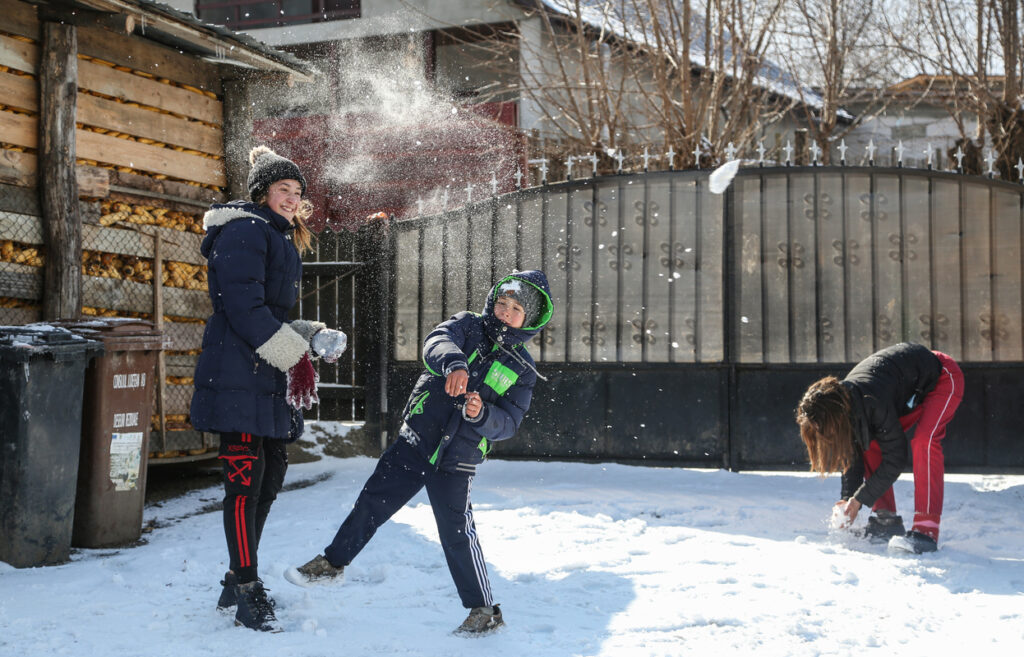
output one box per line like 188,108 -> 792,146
406,137 -> 1024,217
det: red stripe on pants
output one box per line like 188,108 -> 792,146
235,496 -> 250,567
862,351 -> 963,540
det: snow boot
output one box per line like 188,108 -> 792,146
862,512 -> 905,542
234,580 -> 282,632
284,554 -> 344,587
454,604 -> 504,636
889,530 -> 938,554
217,571 -> 238,610
218,572 -> 275,611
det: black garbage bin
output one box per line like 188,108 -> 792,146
52,319 -> 165,548
0,325 -> 102,568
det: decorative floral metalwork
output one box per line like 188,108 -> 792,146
583,200 -> 607,227
777,242 -> 805,269
608,243 -> 637,270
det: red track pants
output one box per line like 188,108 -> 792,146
862,351 -> 963,541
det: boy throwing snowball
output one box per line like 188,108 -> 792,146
286,270 -> 553,635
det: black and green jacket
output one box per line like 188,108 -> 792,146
398,270 -> 553,475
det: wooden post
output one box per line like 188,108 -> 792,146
38,19 -> 81,320
222,77 -> 254,200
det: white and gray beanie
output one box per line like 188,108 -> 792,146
247,145 -> 306,201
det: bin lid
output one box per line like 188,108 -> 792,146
48,318 -> 169,351
0,325 -> 104,363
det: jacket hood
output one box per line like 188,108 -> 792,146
200,201 -> 293,257
481,270 -> 553,344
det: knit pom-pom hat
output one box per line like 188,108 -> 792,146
247,145 -> 306,201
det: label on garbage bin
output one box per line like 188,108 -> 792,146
109,432 -> 144,491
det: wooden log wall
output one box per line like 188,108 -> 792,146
0,0 -> 231,458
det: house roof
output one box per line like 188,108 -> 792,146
29,0 -> 316,81
525,0 -> 843,116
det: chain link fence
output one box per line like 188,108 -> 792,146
0,183 -> 215,460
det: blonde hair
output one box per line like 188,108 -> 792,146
795,376 -> 856,474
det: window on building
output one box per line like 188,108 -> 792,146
195,0 -> 359,29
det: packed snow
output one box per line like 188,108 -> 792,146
2,426 -> 1023,656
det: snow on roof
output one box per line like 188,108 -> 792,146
39,0 -> 316,80
534,0 -> 839,115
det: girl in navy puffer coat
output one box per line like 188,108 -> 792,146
191,146 -> 346,632
285,270 -> 553,636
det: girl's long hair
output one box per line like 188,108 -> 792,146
291,200 -> 314,254
796,376 -> 856,474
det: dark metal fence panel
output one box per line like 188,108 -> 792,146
729,168 -> 1024,364
390,171 -> 728,366
298,228 -> 363,421
389,166 -> 1022,367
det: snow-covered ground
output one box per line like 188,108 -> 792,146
2,434 -> 1023,656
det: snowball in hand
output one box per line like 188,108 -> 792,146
311,329 -> 348,362
709,159 -> 741,194
830,504 -> 852,530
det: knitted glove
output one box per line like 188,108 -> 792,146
311,328 -> 348,363
286,352 -> 319,410
289,319 -> 327,343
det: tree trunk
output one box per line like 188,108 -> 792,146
38,20 -> 81,320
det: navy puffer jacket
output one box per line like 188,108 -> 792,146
190,202 -> 318,439
398,270 -> 553,474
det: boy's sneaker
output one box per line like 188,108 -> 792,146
234,580 -> 282,632
284,554 -> 345,587
454,604 -> 504,636
216,571 -> 238,610
889,530 -> 938,554
862,512 -> 905,542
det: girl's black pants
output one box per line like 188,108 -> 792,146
218,432 -> 288,584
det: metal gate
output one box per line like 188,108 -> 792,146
297,227 -> 367,422
373,166 -> 1024,471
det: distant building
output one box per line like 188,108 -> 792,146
163,0 -> 833,221
843,75 -> 984,169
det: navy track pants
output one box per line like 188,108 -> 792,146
219,432 -> 288,584
323,438 -> 493,609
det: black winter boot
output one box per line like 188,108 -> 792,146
889,530 -> 938,554
217,571 -> 238,610
862,512 -> 906,542
234,580 -> 282,632
218,572 -> 276,610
